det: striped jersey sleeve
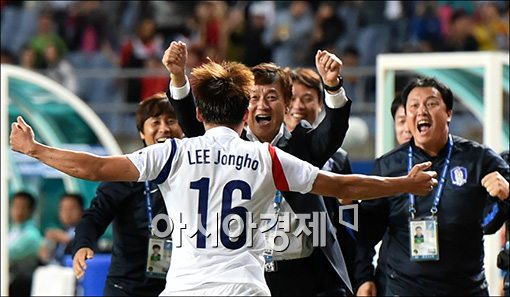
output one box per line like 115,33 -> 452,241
267,144 -> 319,194
126,138 -> 178,183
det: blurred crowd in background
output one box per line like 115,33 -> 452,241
1,0 -> 509,154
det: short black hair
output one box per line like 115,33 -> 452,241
12,191 -> 37,212
60,193 -> 85,210
390,92 -> 404,120
136,93 -> 177,133
501,150 -> 509,166
401,77 -> 454,111
289,67 -> 324,101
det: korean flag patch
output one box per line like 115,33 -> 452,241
450,166 -> 467,186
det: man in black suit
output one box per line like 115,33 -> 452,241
162,41 -> 353,295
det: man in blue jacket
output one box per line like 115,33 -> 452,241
353,77 -> 509,295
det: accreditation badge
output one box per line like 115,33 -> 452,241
409,217 -> 439,261
263,222 -> 278,272
145,236 -> 172,278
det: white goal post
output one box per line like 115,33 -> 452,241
376,51 -> 509,295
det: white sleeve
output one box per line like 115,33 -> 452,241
126,139 -> 177,182
270,146 -> 319,194
169,77 -> 191,100
324,87 -> 348,108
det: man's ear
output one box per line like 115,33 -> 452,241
447,109 -> 453,123
242,109 -> 249,123
196,107 -> 204,122
139,131 -> 147,146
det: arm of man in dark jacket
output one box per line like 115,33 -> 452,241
481,149 -> 510,234
305,49 -> 352,167
290,98 -> 351,168
71,182 -> 129,254
352,159 -> 391,295
162,40 -> 205,137
165,87 -> 205,137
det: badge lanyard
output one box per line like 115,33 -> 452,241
263,190 -> 282,272
144,181 -> 155,234
144,181 -> 173,278
407,134 -> 453,218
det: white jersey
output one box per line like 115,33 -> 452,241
127,126 -> 319,295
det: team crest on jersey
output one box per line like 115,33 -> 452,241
450,166 -> 467,186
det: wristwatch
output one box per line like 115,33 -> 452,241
323,76 -> 343,92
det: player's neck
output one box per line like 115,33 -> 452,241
203,122 -> 244,136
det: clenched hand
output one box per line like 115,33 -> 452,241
482,171 -> 509,201
407,161 -> 438,196
10,116 -> 37,156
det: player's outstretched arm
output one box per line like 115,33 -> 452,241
10,116 -> 139,182
311,161 -> 438,200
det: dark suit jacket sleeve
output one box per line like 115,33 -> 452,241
481,148 -> 510,234
482,200 -> 509,234
166,88 -> 205,137
294,100 -> 352,168
331,149 -> 353,174
352,159 -> 390,290
71,182 -> 128,255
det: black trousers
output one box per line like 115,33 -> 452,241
385,267 -> 489,296
102,277 -> 164,296
103,279 -> 132,296
9,274 -> 33,296
265,248 -> 350,296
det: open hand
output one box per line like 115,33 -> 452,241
73,247 -> 94,279
45,228 -> 70,243
356,281 -> 377,296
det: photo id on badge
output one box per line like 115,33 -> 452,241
409,217 -> 439,261
146,236 -> 172,278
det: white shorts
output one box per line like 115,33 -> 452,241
160,282 -> 270,296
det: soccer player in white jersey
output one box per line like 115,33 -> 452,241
10,60 -> 438,296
